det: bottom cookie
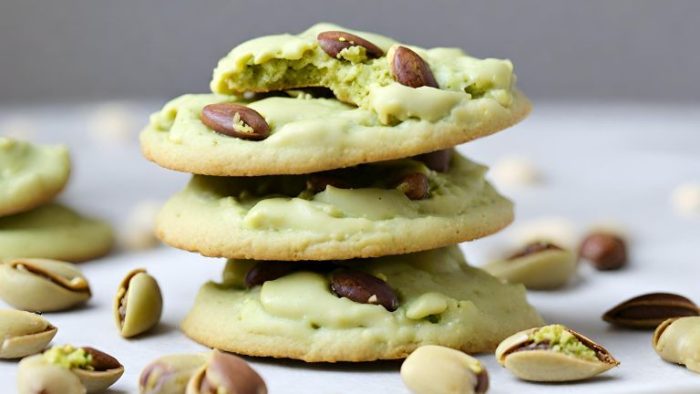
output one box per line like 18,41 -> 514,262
0,203 -> 114,262
182,246 -> 543,362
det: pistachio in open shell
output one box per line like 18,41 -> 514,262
0,258 -> 91,312
495,324 -> 619,382
18,345 -> 124,394
114,268 -> 163,338
653,316 -> 700,373
186,350 -> 267,394
139,353 -> 208,394
0,309 -> 57,359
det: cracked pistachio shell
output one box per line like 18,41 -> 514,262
139,353 -> 208,394
72,348 -> 124,393
186,350 -> 267,394
0,258 -> 91,312
401,345 -> 488,394
17,354 -> 86,394
495,326 -> 619,382
653,316 -> 700,373
0,309 -> 57,359
114,268 -> 163,338
483,246 -> 577,290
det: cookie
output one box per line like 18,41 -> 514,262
156,152 -> 513,260
141,86 -> 529,176
0,203 -> 114,262
181,246 -> 543,362
212,23 -> 523,122
0,138 -> 71,217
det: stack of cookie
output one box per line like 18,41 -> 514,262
141,23 -> 542,362
0,138 -> 113,261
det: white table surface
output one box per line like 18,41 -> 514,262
0,101 -> 699,393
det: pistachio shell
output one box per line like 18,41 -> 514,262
0,309 -> 57,358
0,258 -> 91,312
139,353 -> 208,394
114,268 -> 163,338
401,345 -> 488,394
186,350 -> 267,394
73,366 -> 125,393
496,326 -> 619,382
17,354 -> 86,394
653,316 -> 700,373
484,247 -> 577,289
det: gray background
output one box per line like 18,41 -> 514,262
1,0 -> 699,103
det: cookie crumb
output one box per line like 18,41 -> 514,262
671,183 -> 700,218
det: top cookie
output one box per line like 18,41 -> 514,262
141,23 -> 530,176
0,138 -> 71,217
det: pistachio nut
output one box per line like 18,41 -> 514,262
603,293 -> 699,329
140,353 -> 208,394
0,258 -> 91,312
186,350 -> 267,394
114,268 -> 163,338
653,316 -> 700,373
0,309 -> 57,359
401,345 -> 488,394
483,242 -> 577,290
18,345 -> 124,394
495,324 -> 619,382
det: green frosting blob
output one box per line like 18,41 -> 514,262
180,153 -> 502,232
44,345 -> 93,370
531,325 -> 598,361
210,23 -> 517,123
198,246 -> 542,337
0,138 -> 70,216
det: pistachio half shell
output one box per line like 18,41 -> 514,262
653,316 -> 700,373
496,324 -> 619,382
401,345 -> 488,394
186,350 -> 267,394
114,268 -> 163,338
0,309 -> 57,359
0,258 -> 91,312
73,346 -> 125,393
140,353 -> 208,394
483,243 -> 577,290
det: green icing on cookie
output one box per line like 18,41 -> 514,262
211,23 -> 517,123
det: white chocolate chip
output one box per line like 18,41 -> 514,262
671,183 -> 700,218
490,156 -> 541,187
118,200 -> 162,251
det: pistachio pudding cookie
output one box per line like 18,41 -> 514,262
141,23 -> 530,176
156,151 -> 513,260
182,246 -> 542,362
0,204 -> 114,262
0,138 -> 70,217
